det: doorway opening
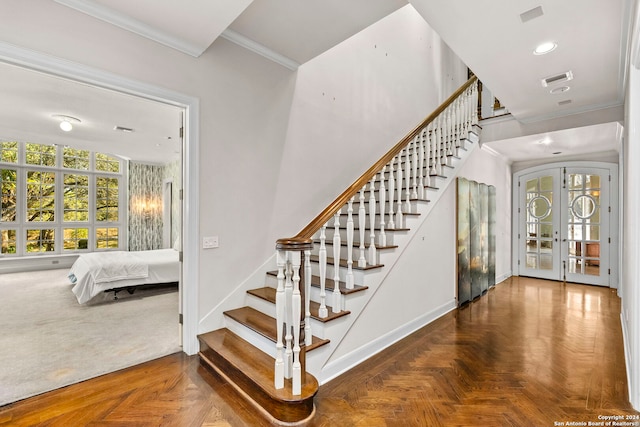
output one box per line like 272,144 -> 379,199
513,162 -> 618,287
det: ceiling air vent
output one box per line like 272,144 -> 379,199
114,126 -> 134,133
558,100 -> 572,106
520,6 -> 544,23
541,71 -> 573,87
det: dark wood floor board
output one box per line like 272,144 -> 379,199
1,277 -> 637,426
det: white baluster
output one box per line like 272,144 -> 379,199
346,198 -> 354,290
290,251 -> 302,396
358,187 -> 367,268
378,167 -> 386,247
318,224 -> 328,318
284,253 -> 293,379
332,210 -> 342,313
274,250 -> 286,389
429,124 -> 437,178
387,156 -> 395,229
434,117 -> 442,176
396,150 -> 404,228
304,249 -> 312,346
368,176 -> 377,265
453,98 -> 461,153
418,129 -> 426,199
446,108 -> 454,157
404,140 -> 411,213
411,136 -> 418,200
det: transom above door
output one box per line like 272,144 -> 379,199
513,162 -> 618,287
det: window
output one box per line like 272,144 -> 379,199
26,143 -> 56,167
96,177 -> 119,222
1,229 -> 16,254
63,147 -> 90,170
0,142 -> 124,256
26,229 -> 55,253
1,168 -> 17,222
26,171 -> 55,222
63,174 -> 89,222
1,141 -> 18,163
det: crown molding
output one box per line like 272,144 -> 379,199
54,0 -> 204,57
220,29 -> 299,71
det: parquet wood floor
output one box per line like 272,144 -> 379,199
1,277 -> 637,426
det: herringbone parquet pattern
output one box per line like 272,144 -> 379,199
0,277 -> 636,426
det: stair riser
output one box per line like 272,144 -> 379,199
265,266 -> 370,291
225,315 -> 277,358
313,243 -> 394,262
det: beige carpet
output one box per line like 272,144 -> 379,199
0,268 -> 181,407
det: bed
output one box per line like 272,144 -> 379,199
68,249 -> 180,304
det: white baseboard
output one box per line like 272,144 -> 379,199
620,309 -> 637,410
318,299 -> 456,385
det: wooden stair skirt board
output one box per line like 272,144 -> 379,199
198,329 -> 318,425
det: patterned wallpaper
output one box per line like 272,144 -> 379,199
128,162 -> 164,251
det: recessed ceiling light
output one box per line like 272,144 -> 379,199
537,138 -> 552,145
534,41 -> 557,55
550,86 -> 570,94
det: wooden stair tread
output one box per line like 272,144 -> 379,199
313,239 -> 398,250
224,307 -> 330,352
309,254 -> 384,270
267,271 -> 368,295
248,287 -> 350,322
198,328 -> 317,423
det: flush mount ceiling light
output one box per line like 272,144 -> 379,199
52,114 -> 81,132
534,41 -> 557,55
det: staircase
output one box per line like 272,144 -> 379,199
198,77 -> 480,425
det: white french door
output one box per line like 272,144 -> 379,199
516,164 -> 615,287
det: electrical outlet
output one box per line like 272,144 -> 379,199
203,236 -> 219,249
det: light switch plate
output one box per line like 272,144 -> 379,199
203,236 -> 219,249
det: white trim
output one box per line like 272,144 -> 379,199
318,299 -> 457,385
220,29 -> 300,71
481,144 -> 512,164
0,41 -> 201,355
518,101 -> 624,125
53,0 -> 204,57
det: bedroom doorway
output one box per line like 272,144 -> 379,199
0,42 -> 199,404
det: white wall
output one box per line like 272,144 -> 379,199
324,143 -> 512,364
622,0 -> 640,409
268,5 -> 467,243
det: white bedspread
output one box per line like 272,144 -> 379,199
70,251 -> 148,284
69,249 -> 179,304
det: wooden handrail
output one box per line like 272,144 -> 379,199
276,76 -> 478,248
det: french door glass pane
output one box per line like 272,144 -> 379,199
525,176 -> 554,272
566,173 -> 601,279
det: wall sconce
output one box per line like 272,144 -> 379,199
136,197 -> 158,221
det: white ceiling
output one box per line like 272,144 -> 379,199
410,0 -> 629,163
0,0 -> 630,164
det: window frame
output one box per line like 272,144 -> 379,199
0,141 -> 125,257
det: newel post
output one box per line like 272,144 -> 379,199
275,237 -> 314,395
